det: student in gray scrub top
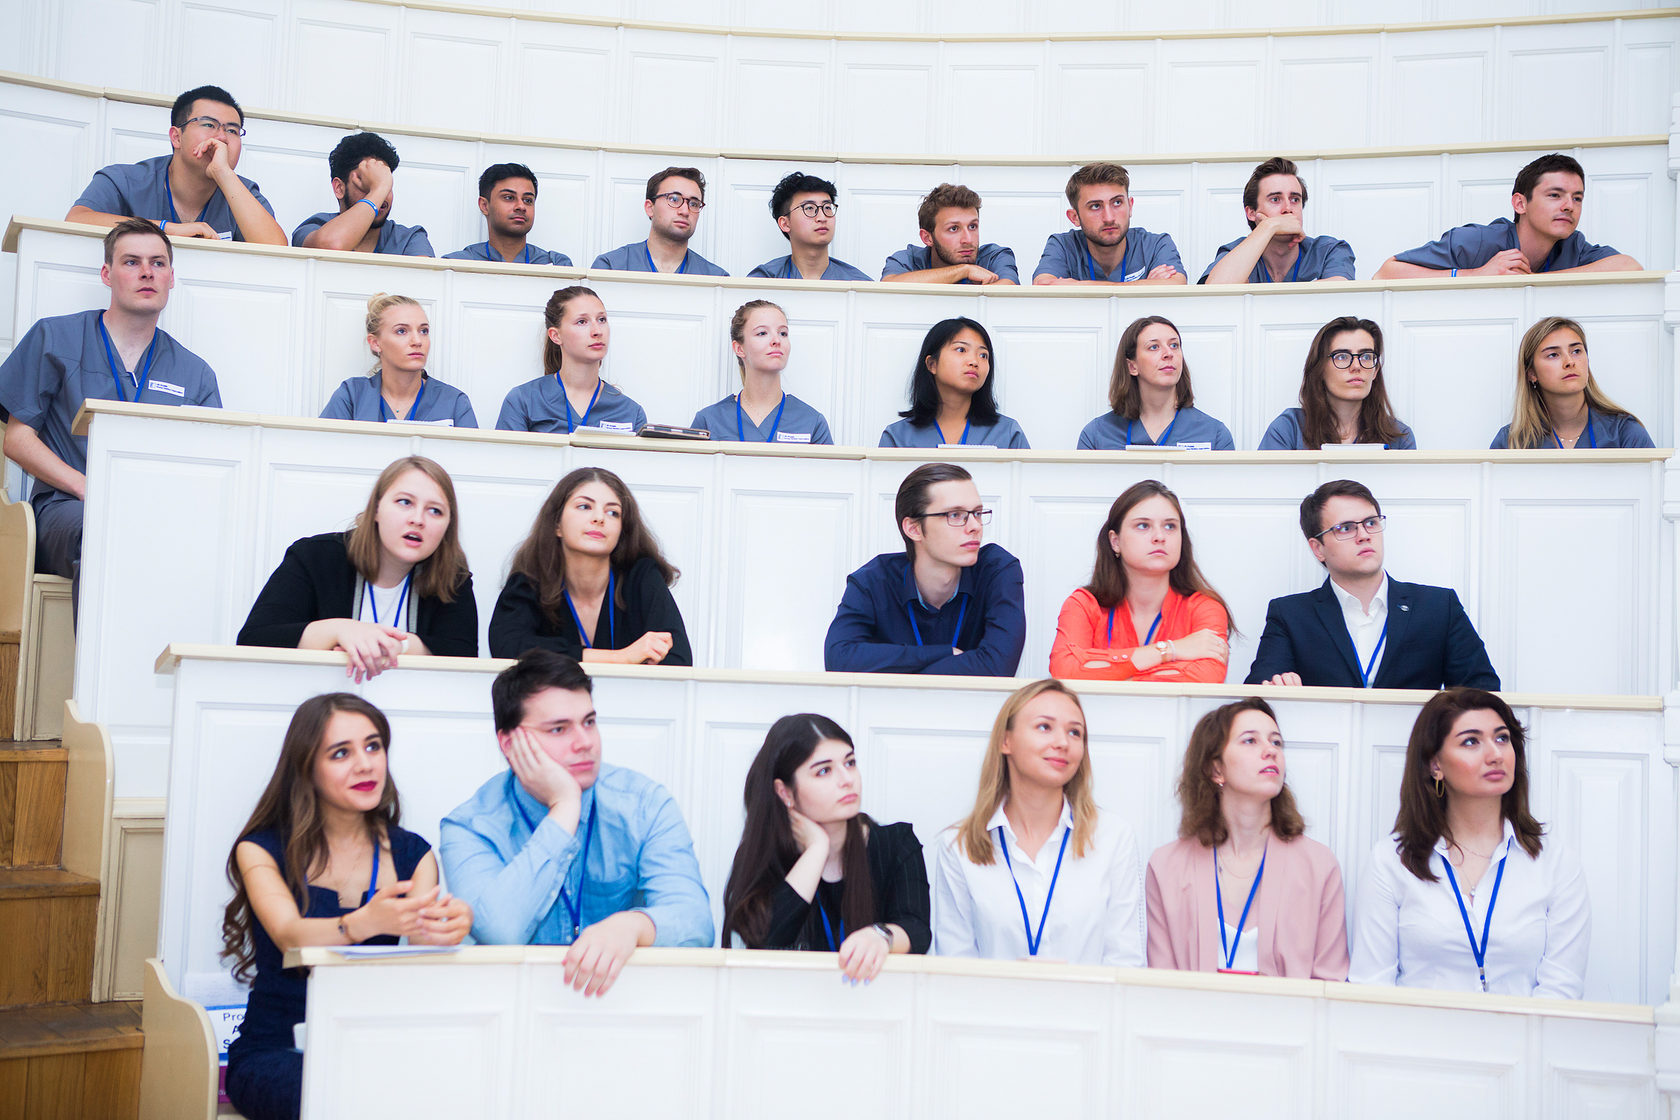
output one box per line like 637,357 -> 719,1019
320,294 -> 477,427
879,318 -> 1029,450
1259,316 -> 1416,451
1077,316 -> 1235,451
691,300 -> 833,445
1491,316 -> 1654,450
496,286 -> 647,435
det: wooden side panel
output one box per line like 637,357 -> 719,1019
138,959 -> 219,1120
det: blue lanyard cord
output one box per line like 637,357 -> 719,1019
363,839 -> 380,908
958,419 -> 971,446
377,376 -> 427,422
164,185 -> 208,227
1552,409 -> 1597,450
907,592 -> 968,649
997,824 -> 1071,957
563,569 -> 616,650
96,316 -> 158,402
1214,843 -> 1266,970
522,244 -> 532,265
1104,608 -> 1162,648
1125,412 -> 1179,448
817,897 -> 845,951
510,781 -> 599,941
1261,249 -> 1304,284
1083,235 -> 1131,283
643,242 -> 688,275
1359,618 -> 1389,688
1442,845 -> 1508,992
363,572 -> 413,628
562,379 -> 604,434
736,393 -> 788,443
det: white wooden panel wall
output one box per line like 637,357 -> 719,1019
2,78 -> 1670,306
12,226 -> 1674,453
155,651 -> 1677,1010
289,951 -> 1659,1119
78,406 -> 1672,798
6,4 -> 1677,155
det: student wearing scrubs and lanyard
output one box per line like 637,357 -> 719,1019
496,286 -> 648,435
1350,688 -> 1590,997
319,294 -> 477,426
238,455 -> 479,675
1246,480 -> 1499,690
1145,698 -> 1348,978
222,694 -> 472,1120
880,183 -> 1019,284
1198,157 -> 1355,285
933,679 -> 1144,965
1032,163 -> 1184,286
722,714 -> 931,982
67,84 -> 284,245
823,462 -> 1026,676
1259,317 -> 1417,450
440,651 -> 713,997
747,172 -> 871,281
443,163 -> 574,266
1491,316 -> 1654,450
0,219 -> 222,603
690,300 -> 834,444
878,318 -> 1030,449
591,166 -> 729,276
1049,480 -> 1232,683
291,132 -> 434,257
1076,316 -> 1236,450
488,468 -> 692,665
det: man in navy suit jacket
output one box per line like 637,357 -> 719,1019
1246,480 -> 1500,690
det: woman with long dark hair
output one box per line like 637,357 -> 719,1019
722,713 -> 930,981
1049,480 -> 1232,681
1145,697 -> 1347,977
879,317 -> 1030,448
1349,688 -> 1589,996
1259,316 -> 1416,450
221,694 -> 471,1120
488,466 -> 691,664
1077,316 -> 1235,450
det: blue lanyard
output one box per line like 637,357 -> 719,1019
522,244 -> 532,265
736,393 -> 788,442
817,897 -> 844,951
164,183 -> 207,227
562,380 -> 603,434
511,777 -> 598,940
940,419 -> 971,446
1552,409 -> 1597,449
908,592 -> 967,648
1442,844 -> 1509,992
1083,235 -> 1130,283
643,241 -> 688,274
563,569 -> 615,650
1359,618 -> 1388,688
1124,411 -> 1178,448
363,573 -> 413,628
363,839 -> 380,908
1104,608 -> 1161,647
96,315 -> 157,402
376,376 -> 427,422
997,823 -> 1070,957
1215,843 -> 1266,970
1261,249 -> 1304,283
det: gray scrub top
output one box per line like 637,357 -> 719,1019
443,241 -> 573,266
590,241 -> 728,276
1259,407 -> 1417,450
747,255 -> 871,281
879,414 -> 1030,450
495,375 -> 647,434
689,392 -> 833,445
291,211 -> 434,257
1490,409 -> 1653,450
881,243 -> 1020,283
1032,228 -> 1182,282
1393,217 -> 1618,272
1076,406 -> 1236,450
73,154 -> 276,242
319,372 -> 478,428
1197,234 -> 1356,283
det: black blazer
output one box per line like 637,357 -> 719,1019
237,531 -> 479,657
762,820 -> 932,953
487,554 -> 693,664
1244,577 -> 1499,690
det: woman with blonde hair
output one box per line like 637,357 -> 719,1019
239,455 -> 477,677
690,300 -> 834,444
1491,316 -> 1652,449
932,679 -> 1143,965
320,293 -> 478,426
496,286 -> 646,434
1145,697 -> 1347,978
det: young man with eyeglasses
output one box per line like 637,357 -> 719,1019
881,183 -> 1018,284
292,131 -> 433,256
1246,480 -> 1499,690
824,462 -> 1025,676
1199,157 -> 1355,285
67,85 -> 284,245
440,650 -> 712,997
748,172 -> 870,281
591,166 -> 728,276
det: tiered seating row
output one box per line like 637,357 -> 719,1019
77,403 -> 1670,799
8,3 -> 1673,156
13,224 -> 1673,453
156,648 -> 1675,1008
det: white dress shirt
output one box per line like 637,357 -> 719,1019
1331,572 -> 1389,686
933,798 -> 1145,966
1348,819 -> 1590,998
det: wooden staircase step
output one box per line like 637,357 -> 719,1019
0,870 -> 98,1009
0,1001 -> 142,1120
0,1000 -> 141,1058
0,743 -> 67,868
0,868 -> 96,899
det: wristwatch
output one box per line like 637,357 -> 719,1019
1155,640 -> 1171,660
870,922 -> 893,945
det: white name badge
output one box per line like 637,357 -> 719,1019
146,380 -> 186,398
591,421 -> 636,432
774,432 -> 813,444
412,418 -> 455,427
1175,441 -> 1213,451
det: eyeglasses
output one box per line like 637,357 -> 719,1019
655,192 -> 705,212
788,200 -> 838,219
1329,350 -> 1379,370
921,508 -> 992,527
181,116 -> 247,138
1314,514 -> 1386,541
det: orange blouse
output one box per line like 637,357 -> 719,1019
1049,586 -> 1230,682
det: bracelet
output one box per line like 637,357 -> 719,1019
358,197 -> 380,216
1167,639 -> 1176,661
338,913 -> 354,943
870,922 -> 893,946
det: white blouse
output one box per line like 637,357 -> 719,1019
1348,819 -> 1590,998
933,799 -> 1145,967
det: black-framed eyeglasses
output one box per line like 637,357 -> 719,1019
656,191 -> 705,211
788,200 -> 838,219
1314,514 -> 1386,541
921,508 -> 992,527
181,115 -> 247,138
1329,349 -> 1379,370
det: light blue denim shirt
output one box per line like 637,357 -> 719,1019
439,762 -> 714,947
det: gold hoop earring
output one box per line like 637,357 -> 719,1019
1434,776 -> 1444,798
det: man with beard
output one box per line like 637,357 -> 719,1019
1033,163 -> 1184,286
881,183 -> 1018,284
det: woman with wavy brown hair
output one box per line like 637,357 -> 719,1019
1144,697 -> 1347,978
488,466 -> 690,664
1259,316 -> 1415,450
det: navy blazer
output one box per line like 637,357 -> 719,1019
1244,577 -> 1499,690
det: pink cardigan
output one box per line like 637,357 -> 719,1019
1144,833 -> 1349,980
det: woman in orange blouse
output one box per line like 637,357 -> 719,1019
1050,480 -> 1233,682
